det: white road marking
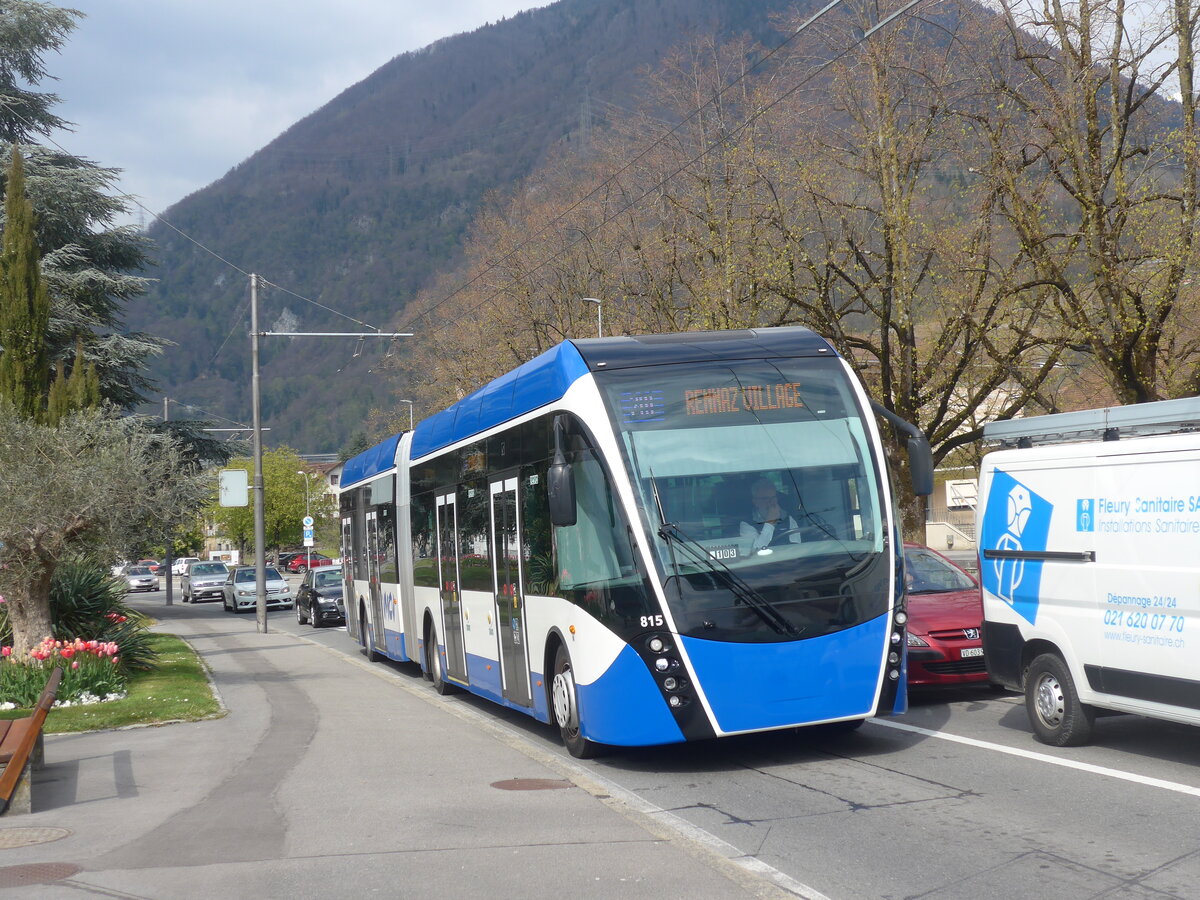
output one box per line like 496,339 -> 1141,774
874,719 -> 1200,799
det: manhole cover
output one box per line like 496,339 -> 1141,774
0,827 -> 71,849
490,778 -> 572,791
0,861 -> 81,887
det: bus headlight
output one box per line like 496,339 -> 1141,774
648,637 -> 666,653
894,610 -> 908,626
655,658 -> 670,672
888,651 -> 900,665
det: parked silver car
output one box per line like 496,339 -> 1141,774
221,565 -> 293,612
122,565 -> 159,593
181,560 -> 229,603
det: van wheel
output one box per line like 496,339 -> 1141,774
1025,653 -> 1095,747
551,644 -> 604,759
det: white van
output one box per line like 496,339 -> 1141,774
977,397 -> 1200,746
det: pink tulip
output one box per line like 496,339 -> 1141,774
71,661 -> 79,670
1,647 -> 9,657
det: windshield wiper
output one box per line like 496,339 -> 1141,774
658,520 -> 801,638
647,472 -> 800,637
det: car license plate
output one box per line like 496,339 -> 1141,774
961,647 -> 984,658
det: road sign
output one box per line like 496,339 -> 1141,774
302,515 -> 314,527
218,469 -> 248,507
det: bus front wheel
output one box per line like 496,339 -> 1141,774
1025,652 -> 1095,747
551,645 -> 603,759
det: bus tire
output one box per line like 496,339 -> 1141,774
551,644 -> 604,759
425,622 -> 454,695
361,604 -> 378,663
1025,652 -> 1095,747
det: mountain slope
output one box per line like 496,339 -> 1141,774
131,0 -> 817,452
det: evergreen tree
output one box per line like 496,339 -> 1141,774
46,336 -> 98,423
0,145 -> 48,419
0,1 -> 75,143
0,4 -> 163,409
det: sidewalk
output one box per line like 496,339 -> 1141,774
0,598 -> 789,899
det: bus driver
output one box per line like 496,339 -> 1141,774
740,478 -> 805,553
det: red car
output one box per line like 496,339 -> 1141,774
903,544 -> 987,686
286,553 -> 332,573
138,558 -> 165,576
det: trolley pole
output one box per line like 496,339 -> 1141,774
250,274 -> 268,632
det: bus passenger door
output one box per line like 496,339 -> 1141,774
365,511 -> 386,654
435,492 -> 468,683
490,477 -> 531,707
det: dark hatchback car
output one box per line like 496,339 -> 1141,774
295,565 -> 345,628
903,544 -> 987,687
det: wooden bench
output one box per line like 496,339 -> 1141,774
0,666 -> 63,815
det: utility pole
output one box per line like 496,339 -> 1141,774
297,471 -> 312,572
162,398 -> 173,607
250,274 -> 268,632
246,303 -> 412,633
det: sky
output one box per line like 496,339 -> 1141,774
48,1 -> 549,228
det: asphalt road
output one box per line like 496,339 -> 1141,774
149,578 -> 1200,900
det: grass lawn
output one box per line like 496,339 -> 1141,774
0,633 -> 223,734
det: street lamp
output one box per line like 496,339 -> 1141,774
397,399 -> 414,432
296,470 -> 312,571
581,297 -> 603,338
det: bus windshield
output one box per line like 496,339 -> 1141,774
597,357 -> 891,643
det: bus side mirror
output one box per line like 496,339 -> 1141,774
548,415 -> 577,527
906,434 -> 934,497
871,401 -> 934,497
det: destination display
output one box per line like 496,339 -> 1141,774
684,383 -> 805,416
616,382 -> 807,425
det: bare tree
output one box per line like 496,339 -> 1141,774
971,0 -> 1200,403
740,1 -> 1065,533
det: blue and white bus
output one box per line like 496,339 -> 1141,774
338,327 -> 931,756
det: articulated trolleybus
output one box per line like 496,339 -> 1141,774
339,327 -> 931,756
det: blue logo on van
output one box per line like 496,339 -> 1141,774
1075,499 -> 1095,532
980,470 -> 1053,626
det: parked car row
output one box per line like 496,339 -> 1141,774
148,548 -> 981,691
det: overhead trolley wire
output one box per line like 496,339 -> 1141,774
405,0 -> 857,330
416,0 -> 932,337
4,104 -> 386,334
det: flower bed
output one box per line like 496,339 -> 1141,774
0,637 -> 127,707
